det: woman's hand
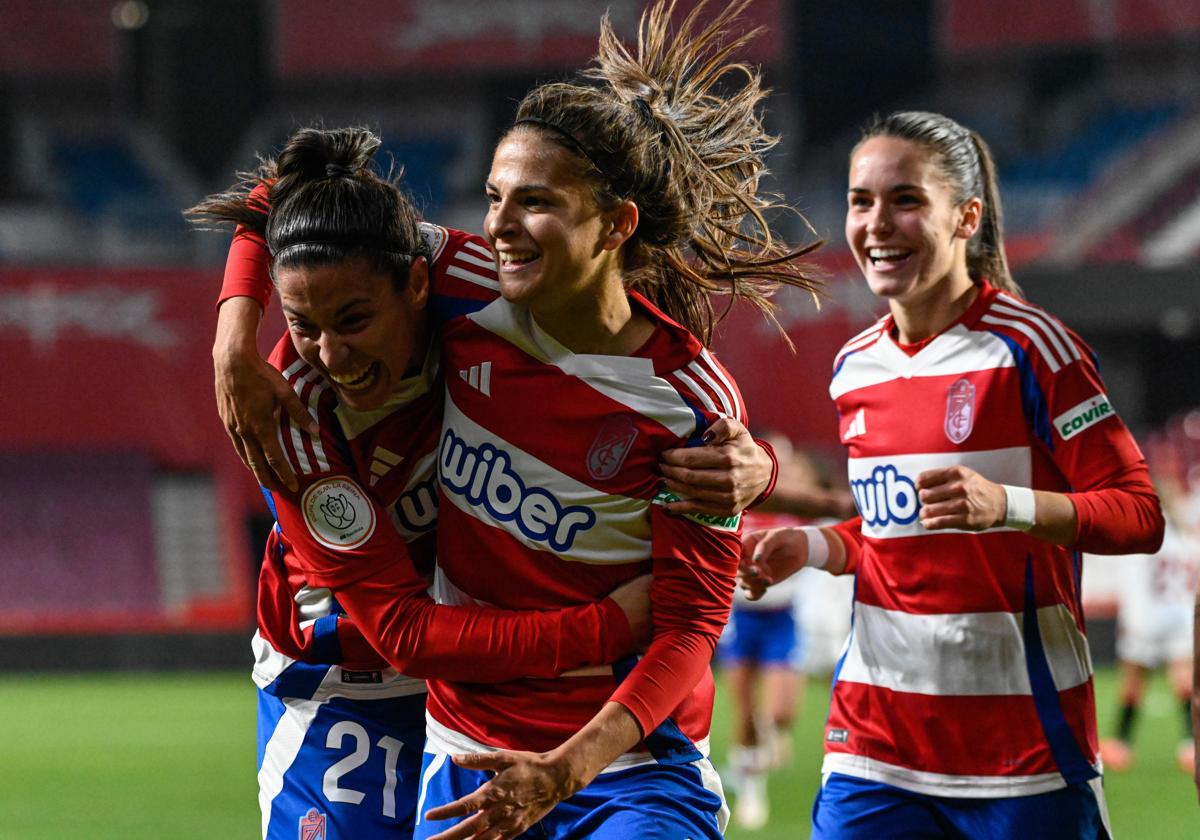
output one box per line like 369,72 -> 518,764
423,750 -> 580,840
213,297 -> 316,492
658,418 -> 772,516
606,574 -> 653,651
739,527 -> 811,599
916,465 -> 1007,531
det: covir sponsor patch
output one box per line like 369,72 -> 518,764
302,477 -> 376,550
1054,394 -> 1114,440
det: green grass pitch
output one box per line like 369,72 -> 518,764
1,667 -> 1196,838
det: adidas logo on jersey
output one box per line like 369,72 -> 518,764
851,464 -> 920,527
368,446 -> 404,487
460,361 -> 492,396
843,408 -> 866,441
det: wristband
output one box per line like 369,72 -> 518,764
800,526 -> 830,570
1002,485 -> 1037,532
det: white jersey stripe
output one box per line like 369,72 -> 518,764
991,302 -> 1071,369
462,239 -> 493,261
837,602 -> 1092,697
674,369 -> 721,416
307,380 -> 330,472
288,368 -> 323,474
687,359 -> 734,418
821,753 -> 1069,799
979,314 -> 1062,373
997,293 -> 1081,362
835,325 -> 887,366
698,348 -> 743,422
446,264 -> 501,291
282,358 -> 307,380
258,696 -> 322,839
454,250 -> 496,271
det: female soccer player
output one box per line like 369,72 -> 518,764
407,4 -> 818,837
189,127 -> 658,840
742,110 -> 1164,839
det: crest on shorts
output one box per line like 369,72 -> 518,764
944,377 -> 976,444
587,414 -> 638,481
299,808 -> 326,840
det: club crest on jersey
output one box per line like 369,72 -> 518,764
302,477 -> 376,550
299,808 -> 326,840
587,414 -> 639,480
440,428 -> 597,552
944,377 -> 976,444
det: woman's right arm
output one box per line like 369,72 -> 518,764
215,227 -> 319,492
738,516 -> 860,599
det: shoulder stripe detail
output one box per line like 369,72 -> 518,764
979,314 -> 1063,373
995,294 -> 1081,363
446,264 -> 501,291
698,349 -> 744,422
285,367 -> 329,475
673,368 -> 722,417
282,358 -> 307,379
990,301 -> 1077,368
834,322 -> 887,368
453,249 -> 496,271
462,239 -> 493,261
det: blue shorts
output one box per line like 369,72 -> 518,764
812,773 -> 1112,840
257,687 -> 427,840
413,751 -> 726,839
718,606 -> 801,668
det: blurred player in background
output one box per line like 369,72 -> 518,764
1098,480 -> 1199,776
720,433 -> 855,830
742,110 -> 1164,839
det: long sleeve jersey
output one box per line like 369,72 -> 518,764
236,224 -> 632,699
823,281 -> 1163,797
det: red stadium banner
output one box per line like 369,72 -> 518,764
0,266 -> 264,634
0,0 -> 116,77
276,0 -> 786,78
942,0 -> 1200,54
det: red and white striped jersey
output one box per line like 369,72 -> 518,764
424,290 -> 745,764
242,225 -> 631,696
824,281 -> 1162,797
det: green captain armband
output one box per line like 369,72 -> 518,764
653,490 -> 741,532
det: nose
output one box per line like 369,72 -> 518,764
486,197 -> 518,242
317,332 -> 349,371
865,203 -> 892,236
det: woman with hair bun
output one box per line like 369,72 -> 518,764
742,110 -> 1164,839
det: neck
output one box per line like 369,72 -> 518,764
890,269 -> 978,344
533,273 -> 653,355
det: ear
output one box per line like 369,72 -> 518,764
601,200 -> 639,252
406,255 -> 431,310
954,196 -> 983,240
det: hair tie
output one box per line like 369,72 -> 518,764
325,163 -> 355,179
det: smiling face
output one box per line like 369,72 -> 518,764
845,135 -> 980,312
275,255 -> 429,412
484,130 -> 625,318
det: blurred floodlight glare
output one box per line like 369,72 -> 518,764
111,0 -> 149,30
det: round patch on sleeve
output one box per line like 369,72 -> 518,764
301,477 -> 377,550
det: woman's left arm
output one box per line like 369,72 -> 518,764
658,417 -> 776,515
919,324 -> 1164,554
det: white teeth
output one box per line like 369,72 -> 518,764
869,247 -> 909,260
497,251 -> 537,264
329,362 -> 378,391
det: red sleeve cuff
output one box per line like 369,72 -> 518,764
749,437 -> 779,508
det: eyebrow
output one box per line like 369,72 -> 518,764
848,184 -> 926,194
486,181 -> 554,194
282,299 -> 374,319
